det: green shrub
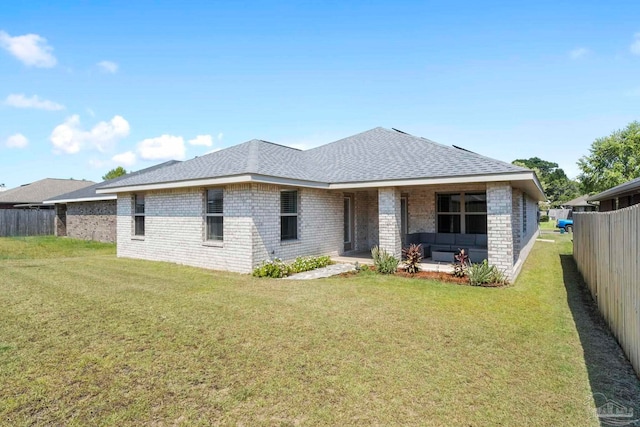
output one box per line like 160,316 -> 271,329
252,255 -> 332,278
539,215 -> 549,222
252,258 -> 290,278
402,244 -> 423,274
289,255 -> 332,274
466,260 -> 508,286
371,245 -> 399,274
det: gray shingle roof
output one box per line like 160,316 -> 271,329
561,195 -> 594,207
47,161 -> 181,202
588,176 -> 640,202
302,127 -> 527,183
0,178 -> 95,205
101,127 -> 530,189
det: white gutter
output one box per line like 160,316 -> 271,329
96,174 -> 329,194
95,171 -> 545,201
43,195 -> 117,204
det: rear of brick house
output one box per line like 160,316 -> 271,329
98,127 -> 544,281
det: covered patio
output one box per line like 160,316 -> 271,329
333,250 -> 455,273
338,179 -> 540,281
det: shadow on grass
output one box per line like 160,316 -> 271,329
560,254 -> 640,426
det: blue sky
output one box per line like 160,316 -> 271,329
1,0 -> 639,189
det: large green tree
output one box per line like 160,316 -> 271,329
578,121 -> 640,194
512,157 -> 580,207
102,166 -> 127,181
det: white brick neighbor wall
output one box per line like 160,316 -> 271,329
66,200 -> 117,243
378,187 -> 402,259
487,182 -> 514,279
117,184 -> 342,273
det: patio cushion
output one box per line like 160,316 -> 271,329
422,233 -> 436,243
475,234 -> 488,248
431,244 -> 453,252
435,234 -> 455,245
406,233 -> 421,245
455,234 -> 476,246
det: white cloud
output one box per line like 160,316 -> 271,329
5,133 -> 29,148
217,132 -> 223,141
569,47 -> 589,59
112,150 -> 137,166
50,114 -> 130,154
88,159 -> 106,168
0,30 -> 56,67
137,135 -> 185,160
5,93 -> 64,111
97,60 -> 118,73
188,134 -> 213,146
630,33 -> 640,55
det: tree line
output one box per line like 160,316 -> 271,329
513,121 -> 640,207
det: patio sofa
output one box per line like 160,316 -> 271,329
405,232 -> 488,263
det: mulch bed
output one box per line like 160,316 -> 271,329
338,267 -> 506,287
395,270 -> 469,285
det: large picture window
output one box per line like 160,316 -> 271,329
134,194 -> 145,236
206,189 -> 223,241
281,190 -> 298,240
437,192 -> 486,234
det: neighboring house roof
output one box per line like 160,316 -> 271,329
588,176 -> 640,202
45,161 -> 181,204
561,195 -> 595,208
98,127 -> 545,200
0,178 -> 95,206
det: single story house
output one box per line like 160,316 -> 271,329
0,178 -> 94,209
97,127 -> 545,281
560,195 -> 598,212
44,161 -> 179,243
588,177 -> 640,212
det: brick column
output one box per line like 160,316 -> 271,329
487,183 -> 514,279
378,187 -> 402,259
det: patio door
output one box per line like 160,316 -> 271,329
401,195 -> 408,246
344,194 -> 354,252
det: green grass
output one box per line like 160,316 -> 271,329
0,235 -> 115,260
0,236 -> 608,425
539,220 -> 557,230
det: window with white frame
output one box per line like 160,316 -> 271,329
206,189 -> 223,241
134,194 -> 145,236
436,192 -> 487,234
281,190 -> 298,240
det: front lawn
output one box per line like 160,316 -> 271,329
0,235 -> 617,425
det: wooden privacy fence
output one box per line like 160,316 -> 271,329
573,206 -> 640,378
0,209 -> 55,237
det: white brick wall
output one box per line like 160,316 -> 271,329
117,184 -> 342,273
251,184 -> 342,266
487,182 -> 514,279
378,187 -> 402,258
511,188 -> 522,264
117,185 -> 253,273
115,181 -> 538,280
402,183 -> 487,233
